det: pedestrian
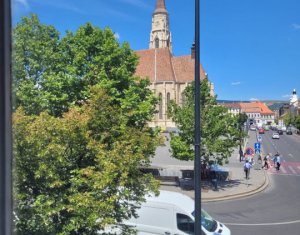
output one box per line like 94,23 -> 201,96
249,155 -> 255,166
239,148 -> 243,162
257,154 -> 262,164
243,160 -> 252,179
275,154 -> 281,171
210,170 -> 218,191
272,152 -> 279,168
262,153 -> 270,169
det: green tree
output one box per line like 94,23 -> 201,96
283,112 -> 295,127
13,88 -> 159,235
294,115 -> 300,130
13,15 -> 157,122
168,80 -> 240,165
13,15 -> 160,234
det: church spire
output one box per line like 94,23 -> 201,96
154,0 -> 167,13
149,0 -> 172,52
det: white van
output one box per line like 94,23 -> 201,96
103,190 -> 230,235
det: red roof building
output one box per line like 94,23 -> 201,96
134,0 -> 212,128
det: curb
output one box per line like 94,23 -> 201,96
202,170 -> 270,202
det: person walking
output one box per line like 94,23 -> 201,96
262,153 -> 270,169
244,160 -> 252,179
275,153 -> 281,171
257,154 -> 262,164
272,152 -> 279,168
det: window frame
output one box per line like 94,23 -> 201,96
0,0 -> 13,234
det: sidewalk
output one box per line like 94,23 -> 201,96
159,150 -> 269,202
153,131 -> 270,202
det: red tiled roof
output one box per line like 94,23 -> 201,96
154,0 -> 167,14
240,102 -> 274,115
135,48 -> 206,83
155,0 -> 166,10
222,103 -> 241,109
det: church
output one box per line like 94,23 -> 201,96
134,0 -> 213,129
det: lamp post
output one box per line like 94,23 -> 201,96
194,0 -> 201,234
0,0 -> 13,234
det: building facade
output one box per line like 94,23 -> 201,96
135,0 -> 213,129
221,101 -> 275,126
289,89 -> 300,116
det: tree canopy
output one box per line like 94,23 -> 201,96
168,79 -> 242,165
12,14 -> 159,234
13,14 -> 157,124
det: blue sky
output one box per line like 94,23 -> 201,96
12,0 -> 300,101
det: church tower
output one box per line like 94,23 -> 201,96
149,0 -> 172,53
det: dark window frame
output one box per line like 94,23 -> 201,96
155,37 -> 159,48
0,0 -> 13,234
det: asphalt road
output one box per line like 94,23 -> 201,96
203,130 -> 300,235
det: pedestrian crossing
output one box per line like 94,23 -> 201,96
267,162 -> 300,176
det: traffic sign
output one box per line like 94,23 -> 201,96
255,149 -> 260,154
254,142 -> 261,149
245,147 -> 254,155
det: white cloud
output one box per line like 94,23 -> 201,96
282,94 -> 291,98
114,33 -> 120,40
291,23 -> 300,30
231,81 -> 242,86
250,98 -> 259,101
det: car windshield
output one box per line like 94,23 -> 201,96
192,209 -> 218,232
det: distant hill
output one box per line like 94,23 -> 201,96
217,100 -> 250,103
217,100 -> 288,111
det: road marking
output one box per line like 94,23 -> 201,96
280,166 -> 287,174
224,219 -> 300,226
268,173 -> 300,177
288,153 -> 294,158
288,166 -> 297,174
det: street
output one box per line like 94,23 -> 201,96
203,130 -> 300,235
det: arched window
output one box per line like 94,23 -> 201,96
166,92 -> 171,118
159,93 -> 163,119
181,92 -> 186,106
155,37 -> 159,48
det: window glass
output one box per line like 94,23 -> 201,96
155,37 -> 159,48
159,93 -> 163,119
177,213 -> 194,234
167,92 -> 171,118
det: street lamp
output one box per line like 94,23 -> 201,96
194,0 -> 201,234
0,0 -> 13,234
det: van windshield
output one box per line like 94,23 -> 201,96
192,209 -> 218,232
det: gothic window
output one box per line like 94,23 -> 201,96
167,92 -> 171,118
155,37 -> 159,48
159,93 -> 163,119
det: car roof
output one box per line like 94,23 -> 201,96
145,190 -> 194,213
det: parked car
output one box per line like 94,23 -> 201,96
250,125 -> 256,131
272,132 -> 280,139
286,128 -> 293,135
278,130 -> 283,135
